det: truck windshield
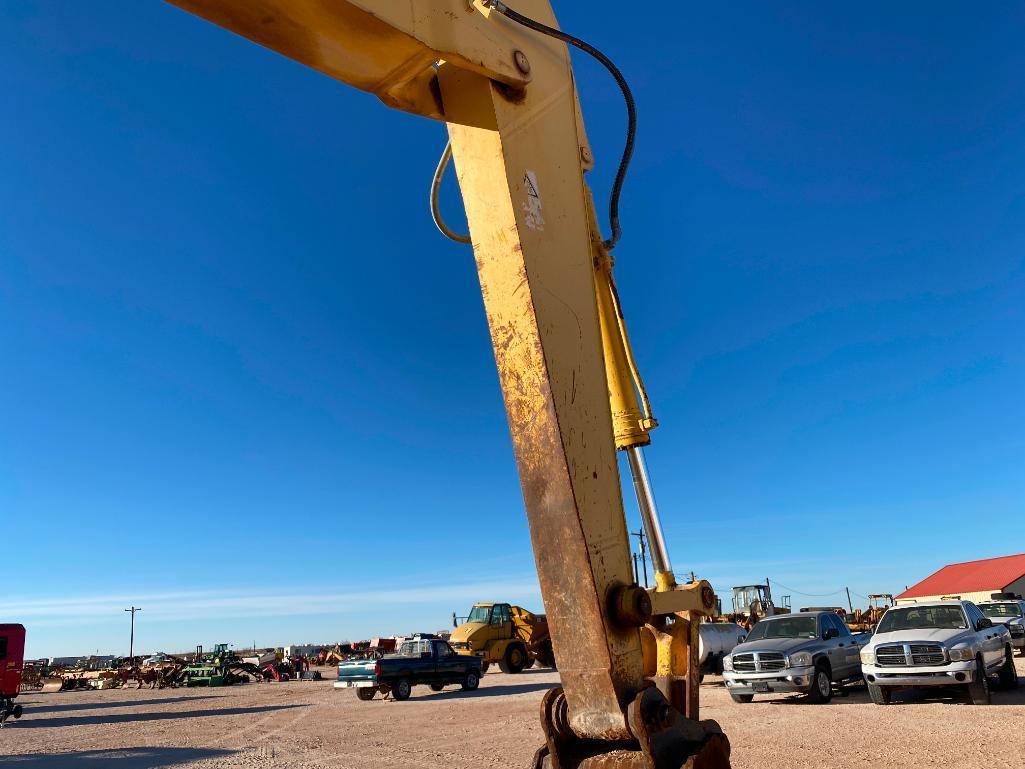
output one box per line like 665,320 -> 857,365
745,616 -> 817,641
467,606 -> 491,623
876,606 -> 966,633
979,603 -> 1023,619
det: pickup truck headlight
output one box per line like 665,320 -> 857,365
788,651 -> 813,668
722,656 -> 733,672
859,649 -> 874,665
948,647 -> 974,662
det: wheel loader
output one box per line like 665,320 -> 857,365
450,603 -> 556,673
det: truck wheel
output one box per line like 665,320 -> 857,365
356,687 -> 376,701
499,643 -> 527,674
392,677 -> 412,701
462,670 -> 480,691
429,683 -> 445,692
534,639 -> 557,670
867,683 -> 891,705
728,691 -> 753,704
998,646 -> 1018,689
805,662 -> 833,704
966,656 -> 990,705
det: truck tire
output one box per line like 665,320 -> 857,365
997,646 -> 1018,689
805,661 -> 833,704
356,687 -> 376,701
499,643 -> 527,674
867,683 -> 891,705
429,683 -> 445,692
534,639 -> 557,670
728,691 -> 753,704
392,677 -> 412,701
966,656 -> 990,705
462,670 -> 480,691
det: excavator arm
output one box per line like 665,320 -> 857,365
164,2 -> 729,767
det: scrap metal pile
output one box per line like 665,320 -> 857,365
314,638 -> 397,666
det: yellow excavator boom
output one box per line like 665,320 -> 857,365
164,2 -> 728,766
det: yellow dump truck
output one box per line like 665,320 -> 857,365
449,603 -> 556,673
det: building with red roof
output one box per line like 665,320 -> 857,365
895,553 -> 1025,605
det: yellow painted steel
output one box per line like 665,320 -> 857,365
594,254 -> 657,450
166,0 -> 532,120
439,53 -> 641,737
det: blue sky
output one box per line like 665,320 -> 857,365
2,2 -> 1023,658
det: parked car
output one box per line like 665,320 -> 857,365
142,653 -> 171,666
860,600 -> 1016,705
976,600 -> 1025,656
699,622 -> 747,677
722,611 -> 868,703
334,635 -> 483,701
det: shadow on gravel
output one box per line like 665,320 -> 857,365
764,679 -> 1025,707
11,703 -> 307,729
20,697 -> 216,715
0,748 -> 236,768
428,682 -> 554,700
884,682 -> 1025,706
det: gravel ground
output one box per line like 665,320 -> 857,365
2,660 -> 1024,768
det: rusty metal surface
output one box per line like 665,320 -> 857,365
534,686 -> 731,769
439,1 -> 646,736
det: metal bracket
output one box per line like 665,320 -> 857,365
531,687 -> 731,769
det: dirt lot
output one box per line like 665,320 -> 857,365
3,660 -> 1024,768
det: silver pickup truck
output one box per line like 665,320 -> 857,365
860,600 -> 1016,705
977,600 -> 1025,654
722,611 -> 868,704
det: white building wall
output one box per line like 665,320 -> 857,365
896,588 -> 1004,605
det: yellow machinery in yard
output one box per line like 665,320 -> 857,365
450,603 -> 556,673
163,2 -> 730,767
848,594 -> 894,632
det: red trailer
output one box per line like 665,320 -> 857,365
1,624 -> 25,725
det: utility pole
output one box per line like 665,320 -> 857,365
631,529 -> 648,587
845,587 -> 853,613
632,552 -> 640,584
124,606 -> 142,660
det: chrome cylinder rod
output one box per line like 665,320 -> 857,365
626,445 -> 672,577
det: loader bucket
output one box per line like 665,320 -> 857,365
40,677 -> 64,694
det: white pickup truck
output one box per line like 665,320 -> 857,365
860,600 -> 1017,705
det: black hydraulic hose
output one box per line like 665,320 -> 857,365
485,0 -> 636,252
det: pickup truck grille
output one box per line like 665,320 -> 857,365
1008,625 -> 1024,637
875,644 -> 946,667
759,652 -> 786,671
875,646 -> 908,667
732,653 -> 756,672
732,652 -> 786,672
909,644 -> 945,665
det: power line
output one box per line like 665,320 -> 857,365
769,580 -> 847,599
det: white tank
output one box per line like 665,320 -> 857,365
699,622 -> 747,673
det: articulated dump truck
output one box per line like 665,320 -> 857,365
449,603 -> 556,673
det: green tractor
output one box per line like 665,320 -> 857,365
179,644 -> 259,687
